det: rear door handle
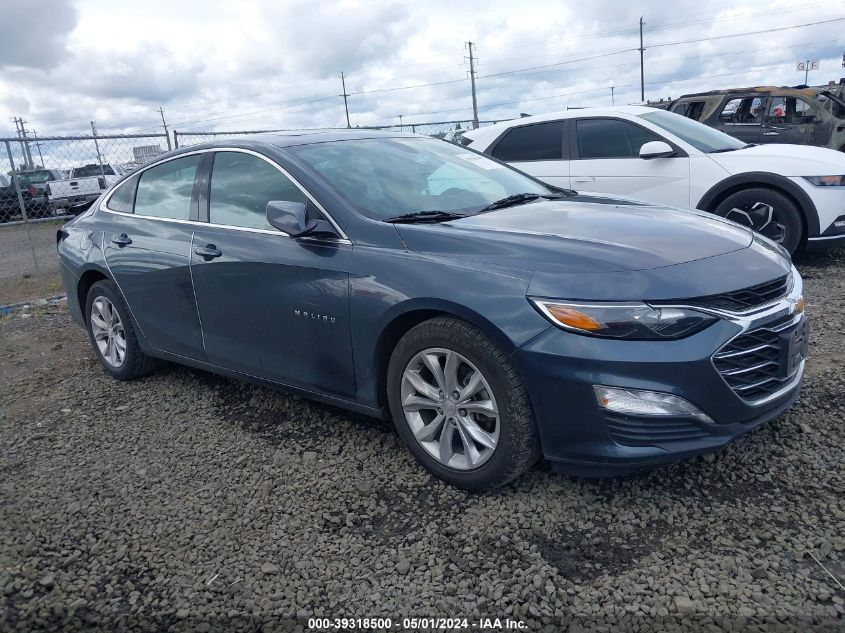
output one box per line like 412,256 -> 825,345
762,131 -> 780,136
572,177 -> 595,183
111,233 -> 132,247
194,244 -> 222,260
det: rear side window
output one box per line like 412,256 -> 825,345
72,165 -> 116,178
209,152 -> 308,230
672,100 -> 705,120
575,119 -> 662,159
719,97 -> 765,125
134,155 -> 201,220
107,175 -> 139,213
490,121 -> 565,161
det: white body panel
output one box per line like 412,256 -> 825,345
464,107 -> 845,239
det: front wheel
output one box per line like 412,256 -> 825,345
387,316 -> 541,491
712,187 -> 804,255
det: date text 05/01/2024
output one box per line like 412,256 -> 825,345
307,617 -> 527,630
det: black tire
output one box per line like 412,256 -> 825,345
84,279 -> 158,380
712,187 -> 804,255
387,316 -> 541,491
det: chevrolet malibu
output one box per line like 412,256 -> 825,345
57,131 -> 807,490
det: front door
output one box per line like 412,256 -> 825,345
102,154 -> 205,359
762,96 -> 821,145
569,117 -> 690,207
189,150 -> 355,397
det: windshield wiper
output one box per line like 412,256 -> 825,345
383,210 -> 467,224
479,192 -> 567,213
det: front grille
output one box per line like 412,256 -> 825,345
606,415 -> 710,446
713,314 -> 806,403
671,275 -> 789,313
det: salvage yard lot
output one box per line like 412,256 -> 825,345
1,249 -> 844,631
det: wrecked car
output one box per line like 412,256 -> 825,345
669,85 -> 845,152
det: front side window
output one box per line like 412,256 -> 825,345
575,119 -> 662,159
719,97 -> 765,125
209,152 -> 308,230
490,121 -> 565,161
290,137 -> 549,220
639,110 -> 745,153
765,97 -> 820,125
134,155 -> 201,220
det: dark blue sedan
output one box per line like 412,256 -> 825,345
57,131 -> 807,490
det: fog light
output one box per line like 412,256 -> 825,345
594,386 -> 713,423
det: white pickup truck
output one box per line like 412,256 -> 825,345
46,164 -> 127,212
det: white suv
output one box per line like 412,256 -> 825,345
462,106 -> 845,254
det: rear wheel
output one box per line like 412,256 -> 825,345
387,316 -> 541,491
85,280 -> 158,380
712,187 -> 803,255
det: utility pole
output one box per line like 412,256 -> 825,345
158,107 -> 172,150
339,72 -> 351,128
466,42 -> 480,129
639,17 -> 646,102
90,121 -> 106,176
399,114 -> 403,131
13,117 -> 34,169
611,86 -> 615,106
31,130 -> 44,168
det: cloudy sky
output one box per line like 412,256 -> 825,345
0,0 -> 843,138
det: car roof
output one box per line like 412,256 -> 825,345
463,106 -> 654,140
674,85 -> 826,100
133,129 -> 425,168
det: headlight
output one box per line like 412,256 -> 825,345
803,176 -> 845,187
530,299 -> 717,340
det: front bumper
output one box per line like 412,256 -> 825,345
514,274 -> 806,476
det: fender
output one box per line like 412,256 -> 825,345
696,172 -> 820,237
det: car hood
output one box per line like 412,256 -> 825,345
395,197 -> 753,275
708,143 -> 845,176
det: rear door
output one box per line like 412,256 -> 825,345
568,117 -> 690,206
102,154 -> 206,359
488,120 -> 569,188
714,95 -> 767,144
189,150 -> 355,397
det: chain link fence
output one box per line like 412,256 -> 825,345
0,133 -> 169,306
173,119 -> 504,148
1,118 -> 508,306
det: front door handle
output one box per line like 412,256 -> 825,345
194,244 -> 222,260
111,233 -> 132,247
572,177 -> 595,183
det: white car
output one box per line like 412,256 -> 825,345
462,106 -> 845,254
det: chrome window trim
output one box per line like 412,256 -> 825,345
100,146 -> 349,241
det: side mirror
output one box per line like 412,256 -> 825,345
266,200 -> 337,238
639,140 -> 676,159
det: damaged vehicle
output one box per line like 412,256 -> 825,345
669,85 -> 845,152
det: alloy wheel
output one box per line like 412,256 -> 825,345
90,296 -> 127,368
400,347 -> 499,470
724,201 -> 786,244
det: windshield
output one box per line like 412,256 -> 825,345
289,137 -> 550,220
639,110 -> 745,153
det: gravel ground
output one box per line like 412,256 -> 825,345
1,249 -> 843,632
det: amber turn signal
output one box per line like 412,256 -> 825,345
545,305 -> 603,330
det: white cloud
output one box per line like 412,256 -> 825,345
0,0 -> 843,137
